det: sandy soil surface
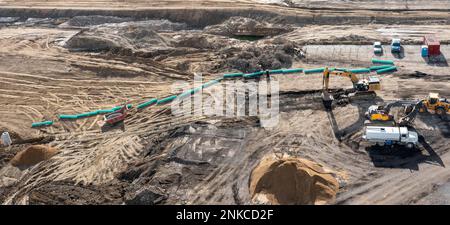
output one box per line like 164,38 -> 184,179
1,0 -> 449,10
0,1 -> 449,205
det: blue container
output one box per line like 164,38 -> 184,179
421,45 -> 428,57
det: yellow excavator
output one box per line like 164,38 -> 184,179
322,67 -> 381,104
365,100 -> 421,126
366,93 -> 449,125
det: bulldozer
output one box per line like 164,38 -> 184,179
322,67 -> 381,105
419,92 -> 449,117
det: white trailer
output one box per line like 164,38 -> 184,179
362,126 -> 418,148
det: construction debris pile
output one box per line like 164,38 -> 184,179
225,42 -> 296,72
204,17 -> 293,37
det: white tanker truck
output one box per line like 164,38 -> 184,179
362,126 -> 418,149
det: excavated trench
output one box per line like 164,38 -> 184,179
1,7 -> 450,29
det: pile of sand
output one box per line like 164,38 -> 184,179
249,155 -> 339,205
10,145 -> 58,168
65,20 -> 182,52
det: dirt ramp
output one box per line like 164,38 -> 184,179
10,145 -> 58,168
250,155 -> 338,205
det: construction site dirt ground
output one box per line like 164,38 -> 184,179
0,1 -> 450,205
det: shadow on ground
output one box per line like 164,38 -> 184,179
366,133 -> 445,170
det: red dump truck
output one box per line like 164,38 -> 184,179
423,34 -> 440,56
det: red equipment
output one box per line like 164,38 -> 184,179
104,105 -> 129,125
423,34 -> 440,56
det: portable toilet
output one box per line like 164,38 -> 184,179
423,34 -> 440,56
1,132 -> 12,146
421,45 -> 428,57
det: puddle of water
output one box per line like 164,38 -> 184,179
231,35 -> 265,41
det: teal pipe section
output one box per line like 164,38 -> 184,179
31,120 -> 53,128
96,109 -> 115,114
369,65 -> 391,71
157,95 -> 177,105
137,98 -> 157,110
269,69 -> 284,74
178,87 -> 202,100
304,68 -> 325,74
59,114 -> 78,120
348,68 -> 371,74
77,112 -> 97,118
223,72 -> 243,79
111,106 -> 122,111
371,58 -> 394,65
282,68 -> 303,74
202,79 -> 221,89
243,71 -> 264,79
376,66 -> 397,74
111,104 -> 132,111
335,68 -> 347,71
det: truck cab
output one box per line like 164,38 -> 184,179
391,38 -> 401,53
398,127 -> 418,148
355,76 -> 381,92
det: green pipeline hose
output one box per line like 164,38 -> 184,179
348,68 -> 371,74
223,72 -> 243,79
371,58 -> 394,65
31,121 -> 53,128
376,66 -> 397,74
157,95 -> 177,105
369,65 -> 391,71
243,71 -> 264,79
282,68 -> 303,74
269,69 -> 284,75
59,114 -> 78,120
304,68 -> 325,74
96,109 -> 115,114
202,79 -> 221,89
137,98 -> 158,110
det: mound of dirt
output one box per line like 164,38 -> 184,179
205,17 -> 292,37
64,20 -> 184,52
10,145 -> 58,168
59,16 -> 133,28
249,155 -> 339,205
224,39 -> 298,72
175,33 -> 230,50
